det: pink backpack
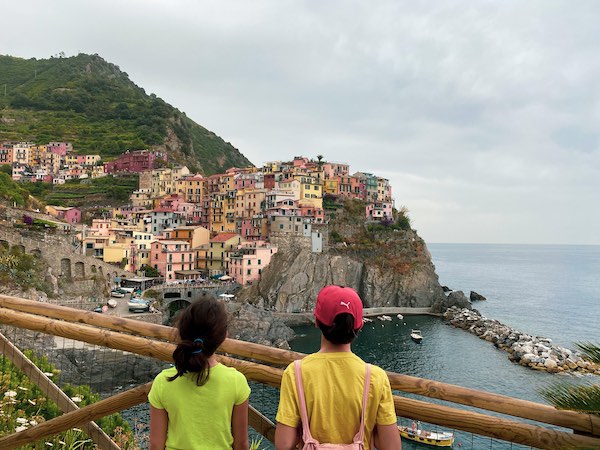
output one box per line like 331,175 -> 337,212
294,360 -> 372,450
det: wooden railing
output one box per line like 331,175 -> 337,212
0,294 -> 599,449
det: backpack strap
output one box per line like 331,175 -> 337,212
294,360 -> 371,447
352,363 -> 371,445
294,360 -> 318,445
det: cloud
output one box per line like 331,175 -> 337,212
4,0 -> 600,243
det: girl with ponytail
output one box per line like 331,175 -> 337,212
149,293 -> 250,450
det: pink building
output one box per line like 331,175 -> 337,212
299,203 -> 324,223
104,150 -> 167,174
0,143 -> 13,165
365,202 -> 394,222
234,173 -> 258,190
229,241 -> 277,285
337,175 -> 365,199
47,142 -> 70,156
46,206 -> 82,224
150,240 -> 196,281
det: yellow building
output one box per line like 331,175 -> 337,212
235,188 -> 267,219
294,174 -> 323,209
205,232 -> 241,276
323,178 -> 339,196
175,175 -> 204,203
164,225 -> 210,249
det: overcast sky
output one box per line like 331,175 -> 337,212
4,0 -> 600,245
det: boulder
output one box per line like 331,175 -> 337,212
544,358 -> 558,369
470,291 -> 487,301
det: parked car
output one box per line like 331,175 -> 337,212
111,290 -> 125,298
119,286 -> 136,293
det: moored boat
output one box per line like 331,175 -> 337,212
398,424 -> 454,447
411,329 -> 423,343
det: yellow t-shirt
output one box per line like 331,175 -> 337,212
148,364 -> 250,450
276,352 -> 397,446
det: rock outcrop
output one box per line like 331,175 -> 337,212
470,291 -> 487,301
444,307 -> 600,375
227,303 -> 294,349
431,290 -> 473,313
238,228 -> 446,313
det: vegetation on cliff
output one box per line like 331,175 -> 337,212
0,53 -> 252,174
327,199 -> 424,273
0,172 -> 33,207
0,243 -> 53,295
23,174 -> 139,208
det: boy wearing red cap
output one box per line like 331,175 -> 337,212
275,285 -> 401,449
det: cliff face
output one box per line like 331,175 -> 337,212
240,227 -> 446,312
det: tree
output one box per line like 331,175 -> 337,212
540,343 -> 600,414
140,264 -> 160,278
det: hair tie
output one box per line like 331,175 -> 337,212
192,338 -> 204,355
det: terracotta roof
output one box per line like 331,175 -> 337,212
210,233 -> 239,242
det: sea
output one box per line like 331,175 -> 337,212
248,243 -> 600,449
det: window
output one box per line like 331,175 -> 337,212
155,254 -> 158,260
247,269 -> 251,275
258,259 -> 262,265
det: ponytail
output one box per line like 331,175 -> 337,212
167,294 -> 228,385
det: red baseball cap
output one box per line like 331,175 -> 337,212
314,285 -> 364,331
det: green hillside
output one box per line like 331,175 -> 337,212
0,53 -> 252,174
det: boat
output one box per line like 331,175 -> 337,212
398,424 -> 454,447
107,299 -> 117,308
110,290 -> 125,298
127,298 -> 150,312
410,329 -> 423,343
397,313 -> 404,320
363,317 -> 373,323
377,315 -> 392,321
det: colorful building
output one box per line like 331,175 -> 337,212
104,150 -> 167,174
45,206 -> 81,224
229,241 -> 277,285
150,240 -> 196,281
202,232 -> 241,276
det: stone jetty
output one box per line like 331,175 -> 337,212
444,307 -> 600,375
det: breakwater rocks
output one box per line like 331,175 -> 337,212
444,307 -> 600,375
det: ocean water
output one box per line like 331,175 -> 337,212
250,244 -> 600,449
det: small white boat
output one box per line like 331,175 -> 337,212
411,329 -> 423,343
397,313 -> 404,320
378,315 -> 392,321
363,317 -> 373,323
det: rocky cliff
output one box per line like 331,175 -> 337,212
239,207 -> 447,312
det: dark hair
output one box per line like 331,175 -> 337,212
168,293 -> 228,385
317,313 -> 358,345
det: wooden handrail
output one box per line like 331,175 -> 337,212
0,332 -> 120,450
2,305 -> 600,448
393,396 -> 600,449
1,295 -> 599,436
0,381 -> 277,450
0,383 -> 152,450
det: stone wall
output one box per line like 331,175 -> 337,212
0,226 -> 134,292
